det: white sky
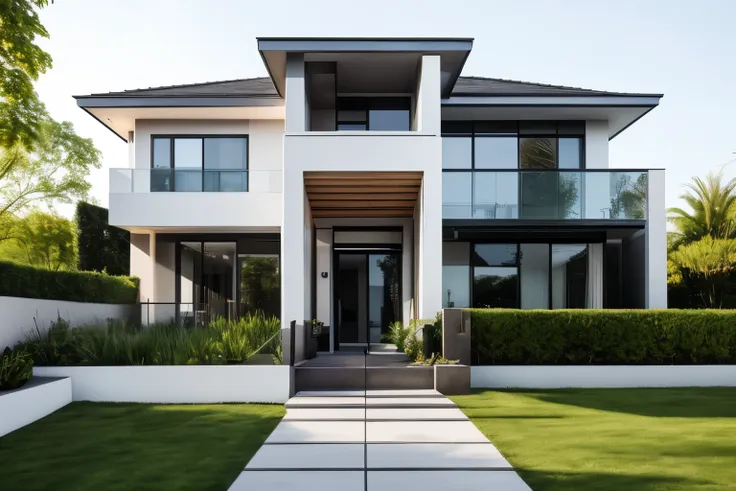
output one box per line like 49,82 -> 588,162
34,0 -> 736,217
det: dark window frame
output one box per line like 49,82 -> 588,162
150,135 -> 249,192
336,97 -> 412,131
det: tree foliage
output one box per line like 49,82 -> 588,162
668,171 -> 736,247
75,202 -> 130,276
0,119 -> 101,231
0,211 -> 76,270
0,0 -> 52,149
669,237 -> 736,308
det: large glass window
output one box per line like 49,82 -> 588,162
551,244 -> 587,308
475,137 -> 518,169
442,172 -> 472,218
178,241 -> 236,324
442,138 -> 472,169
151,136 -> 247,192
520,244 -> 550,309
442,242 -> 470,308
336,97 -> 410,131
473,172 -> 518,219
519,138 -> 557,169
238,255 -> 280,319
472,244 -> 519,308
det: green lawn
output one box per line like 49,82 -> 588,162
0,402 -> 284,491
452,388 -> 736,491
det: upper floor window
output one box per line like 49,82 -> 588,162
337,97 -> 411,131
442,121 -> 584,170
151,136 -> 248,192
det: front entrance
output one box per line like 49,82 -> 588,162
333,251 -> 401,350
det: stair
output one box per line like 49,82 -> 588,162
295,366 -> 433,392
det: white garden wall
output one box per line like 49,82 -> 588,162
0,377 -> 72,437
34,366 -> 291,403
0,296 -> 137,350
471,365 -> 736,389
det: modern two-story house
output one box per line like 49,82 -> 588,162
75,37 -> 665,360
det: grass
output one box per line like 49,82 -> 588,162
0,402 -> 284,491
452,388 -> 736,491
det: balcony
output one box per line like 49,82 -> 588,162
442,169 -> 650,220
108,168 -> 282,229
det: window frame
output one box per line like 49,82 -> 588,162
150,135 -> 249,192
336,97 -> 412,131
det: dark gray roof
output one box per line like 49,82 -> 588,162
78,75 -> 660,100
84,77 -> 279,98
452,76 -> 661,97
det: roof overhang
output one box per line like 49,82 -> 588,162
74,97 -> 284,142
257,37 -> 473,98
442,95 -> 662,139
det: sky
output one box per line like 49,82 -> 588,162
33,0 -> 736,217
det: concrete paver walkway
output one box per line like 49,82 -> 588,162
228,389 -> 531,491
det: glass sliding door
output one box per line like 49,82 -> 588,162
177,241 -> 236,324
238,254 -> 280,319
472,244 -> 519,308
551,244 -> 588,308
368,253 -> 401,344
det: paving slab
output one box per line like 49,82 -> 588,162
296,390 -> 365,397
285,396 -> 366,408
368,470 -> 532,491
230,470 -> 364,491
265,421 -> 365,443
247,444 -> 364,469
366,407 -> 468,421
365,397 -> 456,408
366,421 -> 489,443
366,389 -> 442,398
367,443 -> 511,469
283,408 -> 366,420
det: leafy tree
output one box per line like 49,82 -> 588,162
668,171 -> 736,247
0,211 -> 76,270
75,202 -> 129,276
0,0 -> 52,149
669,237 -> 736,308
239,256 -> 280,318
0,119 -> 101,234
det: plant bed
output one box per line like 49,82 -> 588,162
0,377 -> 72,437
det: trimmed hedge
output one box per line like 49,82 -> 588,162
0,261 -> 139,304
470,309 -> 736,365
75,202 -> 130,276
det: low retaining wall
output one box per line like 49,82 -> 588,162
34,365 -> 291,403
0,296 -> 138,350
471,365 -> 736,389
0,377 -> 72,437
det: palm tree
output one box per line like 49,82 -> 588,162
668,171 -> 736,247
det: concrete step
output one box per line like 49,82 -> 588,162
295,366 -> 433,392
369,343 -> 399,353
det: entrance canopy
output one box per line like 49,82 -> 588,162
304,171 -> 422,219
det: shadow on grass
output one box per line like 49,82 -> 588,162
0,402 -> 284,491
516,468 -> 712,491
509,387 -> 736,418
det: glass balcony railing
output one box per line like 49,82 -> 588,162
442,170 -> 649,220
110,169 -> 282,194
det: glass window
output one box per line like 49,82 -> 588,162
337,123 -> 367,131
559,138 -> 582,169
520,244 -> 550,309
174,169 -> 202,192
519,138 -> 557,169
152,138 -> 171,168
473,244 -> 517,266
551,244 -> 587,308
204,138 -> 246,170
442,172 -> 472,218
174,139 -> 203,168
474,137 -> 518,169
473,172 -> 519,219
239,255 -> 280,319
369,110 -> 410,131
442,137 -> 472,169
473,267 -> 518,308
443,266 -> 470,308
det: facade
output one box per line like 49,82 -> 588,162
76,37 -> 665,361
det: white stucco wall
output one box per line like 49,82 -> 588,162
0,297 -> 137,350
0,377 -> 72,437
33,366 -> 290,403
471,365 -> 736,389
646,169 -> 668,308
584,120 -> 609,169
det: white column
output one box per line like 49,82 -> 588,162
646,169 -> 667,308
315,229 -> 332,351
285,53 -> 306,133
281,167 -> 307,360
584,121 -> 610,169
418,55 -> 441,135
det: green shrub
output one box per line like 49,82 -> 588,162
382,321 -> 411,352
469,309 -> 736,365
0,347 -> 34,391
16,312 -> 281,366
75,202 -> 130,276
0,260 -> 138,304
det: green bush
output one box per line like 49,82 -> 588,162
470,309 -> 736,365
0,260 -> 138,304
75,202 -> 130,276
17,312 -> 281,366
0,347 -> 34,391
382,321 -> 412,352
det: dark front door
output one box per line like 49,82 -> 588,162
334,251 -> 401,351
